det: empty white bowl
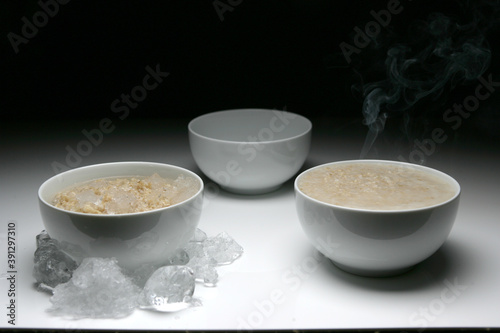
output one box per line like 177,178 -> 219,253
188,109 -> 312,194
38,162 -> 204,268
295,160 -> 461,277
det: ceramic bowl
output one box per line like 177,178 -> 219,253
38,161 -> 204,268
294,160 -> 460,277
188,109 -> 312,194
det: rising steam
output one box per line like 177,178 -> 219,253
360,6 -> 494,158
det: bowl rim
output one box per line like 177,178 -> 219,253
188,108 -> 312,144
294,159 -> 461,213
38,161 -> 204,217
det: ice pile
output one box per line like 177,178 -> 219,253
33,228 -> 243,319
49,258 -> 140,319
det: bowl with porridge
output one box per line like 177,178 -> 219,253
38,162 -> 204,268
294,159 -> 460,277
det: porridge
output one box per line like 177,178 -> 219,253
53,173 -> 199,214
298,163 -> 456,210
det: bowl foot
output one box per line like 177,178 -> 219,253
331,261 -> 415,277
220,184 -> 282,195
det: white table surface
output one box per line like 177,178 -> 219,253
1,117 -> 499,331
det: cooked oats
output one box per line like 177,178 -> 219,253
53,173 -> 199,214
298,163 -> 456,210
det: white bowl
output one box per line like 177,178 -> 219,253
188,109 -> 312,194
294,160 -> 461,277
38,162 -> 204,268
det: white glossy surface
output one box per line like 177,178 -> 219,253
188,109 -> 312,194
38,162 -> 204,268
295,160 -> 461,277
0,118 -> 499,330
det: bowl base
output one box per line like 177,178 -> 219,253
331,261 -> 415,278
221,184 -> 282,195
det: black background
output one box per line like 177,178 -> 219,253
1,0 -> 500,143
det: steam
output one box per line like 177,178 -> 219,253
360,7 -> 493,158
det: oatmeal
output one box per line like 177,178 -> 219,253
298,163 -> 456,210
53,173 -> 199,214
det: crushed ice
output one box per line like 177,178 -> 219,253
204,232 -> 244,265
33,228 -> 243,319
48,258 -> 139,319
183,231 -> 243,286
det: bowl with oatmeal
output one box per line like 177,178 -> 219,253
38,162 -> 204,268
294,159 -> 460,277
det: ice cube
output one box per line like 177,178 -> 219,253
138,266 -> 197,312
49,258 -> 140,319
183,242 -> 218,286
204,232 -> 244,265
171,174 -> 200,204
187,255 -> 218,287
104,189 -> 138,214
166,248 -> 190,265
36,230 -> 51,247
190,228 -> 207,243
183,241 -> 206,259
182,231 -> 243,286
75,189 -> 100,210
33,231 -> 78,289
146,173 -> 172,190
